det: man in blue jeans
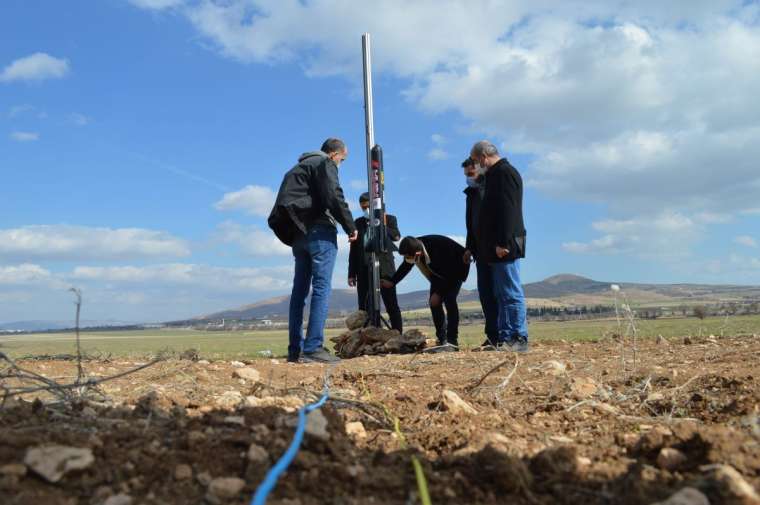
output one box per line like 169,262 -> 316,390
268,138 -> 358,363
469,140 -> 528,352
462,157 -> 500,350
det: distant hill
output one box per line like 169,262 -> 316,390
196,274 -> 760,321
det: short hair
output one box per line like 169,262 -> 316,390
321,138 -> 346,155
398,236 -> 423,256
471,140 -> 499,158
359,192 -> 370,204
461,157 -> 474,168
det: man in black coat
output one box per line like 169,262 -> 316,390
470,140 -> 528,352
268,138 -> 358,364
385,235 -> 470,348
348,192 -> 403,333
462,157 -> 500,349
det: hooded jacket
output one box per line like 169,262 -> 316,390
268,151 -> 356,246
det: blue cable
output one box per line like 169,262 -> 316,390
250,391 -> 329,505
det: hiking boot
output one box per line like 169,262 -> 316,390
302,347 -> 341,363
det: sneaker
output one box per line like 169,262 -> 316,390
511,338 -> 530,353
423,342 -> 458,354
302,347 -> 341,363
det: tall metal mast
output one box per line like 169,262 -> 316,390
362,33 -> 384,328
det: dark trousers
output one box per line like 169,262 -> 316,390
357,273 -> 403,333
476,260 -> 499,344
430,282 -> 462,345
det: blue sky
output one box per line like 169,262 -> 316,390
1,0 -> 760,323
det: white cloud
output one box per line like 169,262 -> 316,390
349,179 -> 366,191
69,113 -> 91,126
0,53 -> 70,83
214,184 -> 276,217
431,133 -> 445,145
128,0 -> 185,10
735,235 -> 758,248
0,264 -> 52,285
8,104 -> 34,118
562,211 -> 701,259
0,225 -> 190,261
10,131 -> 39,142
70,263 -> 292,292
427,148 -> 449,160
216,222 -> 290,256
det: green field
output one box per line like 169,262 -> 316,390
2,314 -> 759,360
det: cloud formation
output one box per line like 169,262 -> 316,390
0,53 -> 70,83
214,184 -> 276,217
10,131 -> 39,142
0,225 -> 190,261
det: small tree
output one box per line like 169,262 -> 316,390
693,305 -> 707,320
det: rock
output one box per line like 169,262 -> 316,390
103,494 -> 133,505
544,360 -> 567,376
656,335 -> 669,345
647,392 -> 666,402
247,443 -> 268,464
683,336 -> 693,345
651,487 -> 710,505
214,390 -> 243,410
656,448 -> 687,471
174,464 -> 193,481
196,471 -> 212,486
305,410 -> 330,441
345,421 -> 367,439
246,395 -> 304,412
197,359 -> 210,365
230,360 -> 246,368
567,377 -> 598,400
345,310 -> 368,330
179,348 -> 200,361
24,445 -> 95,483
440,390 -> 478,415
703,464 -> 760,503
224,416 -> 245,426
0,463 -> 27,477
207,477 -> 246,499
232,367 -> 260,382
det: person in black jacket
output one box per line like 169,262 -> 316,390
268,138 -> 358,363
348,193 -> 403,333
385,235 -> 470,349
470,140 -> 528,352
462,157 -> 500,349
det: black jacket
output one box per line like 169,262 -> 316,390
464,178 -> 485,260
268,151 -> 356,246
391,235 -> 470,291
478,157 -> 527,263
348,214 -> 400,280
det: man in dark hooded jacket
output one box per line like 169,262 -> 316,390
268,138 -> 357,363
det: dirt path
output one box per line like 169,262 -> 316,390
2,334 -> 760,504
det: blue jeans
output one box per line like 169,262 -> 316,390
490,259 -> 528,343
476,260 -> 499,343
288,225 -> 338,359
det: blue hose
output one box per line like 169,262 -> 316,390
250,392 -> 329,505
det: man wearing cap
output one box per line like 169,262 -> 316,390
348,193 -> 403,333
462,157 -> 500,350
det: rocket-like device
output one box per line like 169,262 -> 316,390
362,33 -> 389,328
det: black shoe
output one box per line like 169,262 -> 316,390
302,347 -> 341,364
287,353 -> 302,363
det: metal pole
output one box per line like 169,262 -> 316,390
362,33 -> 382,327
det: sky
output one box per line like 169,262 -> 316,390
1,0 -> 760,324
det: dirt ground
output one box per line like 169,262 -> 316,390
2,333 -> 760,505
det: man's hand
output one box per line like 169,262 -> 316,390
495,246 -> 510,259
380,279 -> 394,289
348,277 -> 357,287
463,249 -> 473,264
348,230 -> 358,242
